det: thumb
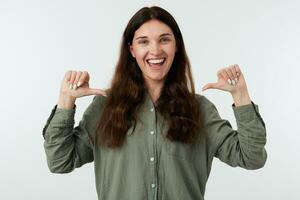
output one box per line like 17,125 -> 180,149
86,88 -> 107,96
202,82 -> 218,91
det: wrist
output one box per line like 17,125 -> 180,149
57,94 -> 76,109
231,89 -> 251,107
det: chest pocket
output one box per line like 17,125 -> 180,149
158,114 -> 199,162
164,138 -> 198,161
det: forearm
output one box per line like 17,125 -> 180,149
214,102 -> 267,170
43,106 -> 76,173
43,99 -> 96,173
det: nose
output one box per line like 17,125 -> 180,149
149,42 -> 162,55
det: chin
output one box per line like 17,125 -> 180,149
149,76 -> 165,82
143,73 -> 162,81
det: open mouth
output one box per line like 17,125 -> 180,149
146,58 -> 166,69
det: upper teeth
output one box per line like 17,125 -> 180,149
147,58 -> 165,64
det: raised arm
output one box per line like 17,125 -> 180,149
43,70 -> 107,173
202,64 -> 267,169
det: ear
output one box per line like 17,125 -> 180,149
129,45 -> 135,58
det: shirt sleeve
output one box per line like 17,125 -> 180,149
42,95 -> 103,173
201,96 -> 267,170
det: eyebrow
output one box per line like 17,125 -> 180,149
135,33 -> 172,40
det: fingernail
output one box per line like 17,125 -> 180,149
227,79 -> 232,85
77,82 -> 81,87
69,84 -> 73,89
72,84 -> 77,90
235,78 -> 238,82
232,80 -> 236,85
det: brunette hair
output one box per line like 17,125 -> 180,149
96,6 -> 202,148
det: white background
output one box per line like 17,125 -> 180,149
1,0 -> 299,199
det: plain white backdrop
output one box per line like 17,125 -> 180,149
1,0 -> 299,199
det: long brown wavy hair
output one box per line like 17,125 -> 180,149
96,6 -> 202,148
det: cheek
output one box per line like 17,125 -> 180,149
133,50 -> 148,71
165,44 -> 177,58
165,51 -> 176,66
133,48 -> 146,60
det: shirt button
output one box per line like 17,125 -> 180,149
150,157 -> 155,162
150,131 -> 154,135
151,183 -> 156,188
150,108 -> 154,112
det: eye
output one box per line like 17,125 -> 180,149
138,39 -> 148,45
160,37 -> 171,43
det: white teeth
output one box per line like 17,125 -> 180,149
147,58 -> 165,64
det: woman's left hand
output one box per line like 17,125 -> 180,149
202,64 -> 251,106
202,64 -> 247,94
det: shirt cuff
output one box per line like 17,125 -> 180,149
52,104 -> 76,124
42,104 -> 76,139
232,101 -> 265,127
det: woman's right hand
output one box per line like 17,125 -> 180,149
57,70 -> 107,109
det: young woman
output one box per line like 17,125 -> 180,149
43,6 -> 267,200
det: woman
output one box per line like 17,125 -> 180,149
43,6 -> 267,200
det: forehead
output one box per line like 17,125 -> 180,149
134,19 -> 174,38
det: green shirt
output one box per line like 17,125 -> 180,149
43,93 -> 267,200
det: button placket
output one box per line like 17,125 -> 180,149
148,104 -> 158,199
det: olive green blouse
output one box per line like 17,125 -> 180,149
42,93 -> 267,200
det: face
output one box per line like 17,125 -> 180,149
130,19 -> 177,87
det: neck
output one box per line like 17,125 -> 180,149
145,80 -> 164,104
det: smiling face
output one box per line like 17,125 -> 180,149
130,19 -> 177,88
